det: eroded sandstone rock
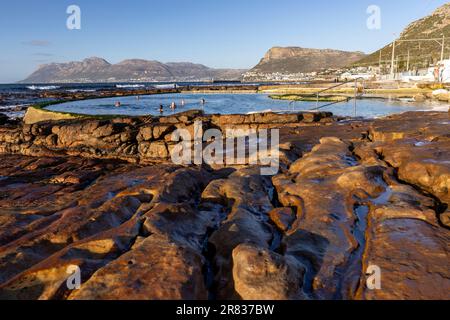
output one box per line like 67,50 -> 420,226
68,234 -> 208,300
273,137 -> 390,299
0,111 -> 335,163
200,167 -> 277,299
367,112 -> 450,226
0,110 -> 448,301
269,207 -> 295,232
232,244 -> 304,300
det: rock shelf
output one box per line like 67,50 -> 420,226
0,110 -> 448,300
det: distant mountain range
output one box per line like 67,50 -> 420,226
21,57 -> 247,83
355,3 -> 450,69
243,47 -> 366,80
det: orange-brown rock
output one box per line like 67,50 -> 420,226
0,110 -> 449,301
0,110 -> 335,163
232,244 -> 305,300
69,234 -> 207,300
269,207 -> 295,232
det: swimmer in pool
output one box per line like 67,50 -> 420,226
159,105 -> 164,113
115,101 -> 121,107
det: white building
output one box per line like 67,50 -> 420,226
340,72 -> 375,81
401,59 -> 450,83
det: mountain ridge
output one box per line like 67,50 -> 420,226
21,57 -> 246,83
243,47 -> 366,80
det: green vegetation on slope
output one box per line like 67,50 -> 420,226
355,3 -> 450,70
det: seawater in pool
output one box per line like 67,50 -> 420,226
46,93 -> 443,118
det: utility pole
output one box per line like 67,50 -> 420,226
406,49 -> 410,72
378,50 -> 382,75
354,79 -> 357,118
390,40 -> 396,76
441,34 -> 445,62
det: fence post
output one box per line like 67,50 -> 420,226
354,79 -> 357,117
316,92 -> 319,109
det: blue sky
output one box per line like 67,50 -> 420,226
0,0 -> 448,83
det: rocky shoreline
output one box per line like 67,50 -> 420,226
0,109 -> 448,300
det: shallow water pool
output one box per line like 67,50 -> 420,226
46,93 -> 445,118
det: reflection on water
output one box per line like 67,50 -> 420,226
46,93 -> 440,118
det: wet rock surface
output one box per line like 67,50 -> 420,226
0,111 -> 449,300
0,109 -> 334,164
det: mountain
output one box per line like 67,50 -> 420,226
355,3 -> 450,69
21,58 -> 246,83
243,47 -> 366,80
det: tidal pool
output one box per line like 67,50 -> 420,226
46,93 -> 444,118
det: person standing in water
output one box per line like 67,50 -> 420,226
171,102 -> 177,110
181,99 -> 185,107
115,101 -> 121,107
159,104 -> 164,114
200,98 -> 206,105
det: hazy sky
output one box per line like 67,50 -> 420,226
0,0 -> 448,83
